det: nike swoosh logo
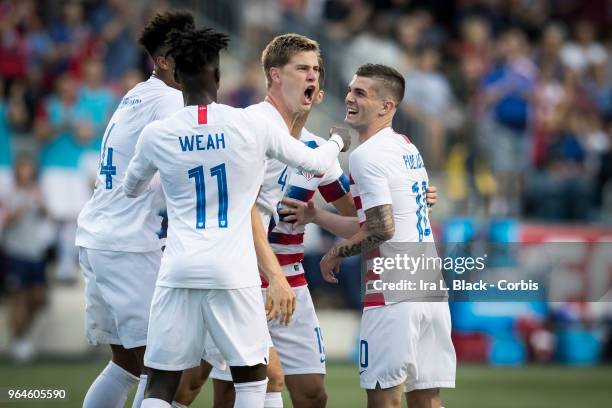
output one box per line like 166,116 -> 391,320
359,370 -> 366,375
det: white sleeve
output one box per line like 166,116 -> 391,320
349,151 -> 392,210
123,125 -> 158,197
261,116 -> 343,175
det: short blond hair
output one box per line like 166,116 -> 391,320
261,34 -> 320,88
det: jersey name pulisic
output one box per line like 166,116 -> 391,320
266,128 -> 350,287
123,103 -> 343,289
348,127 -> 436,308
76,76 -> 183,252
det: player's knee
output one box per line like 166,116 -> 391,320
300,386 -> 327,407
174,378 -> 205,406
110,345 -> 142,377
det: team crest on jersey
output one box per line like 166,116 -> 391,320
298,169 -> 316,181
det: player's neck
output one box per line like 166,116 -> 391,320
290,111 -> 309,138
265,92 -> 300,138
357,118 -> 392,144
184,91 -> 215,106
152,69 -> 180,91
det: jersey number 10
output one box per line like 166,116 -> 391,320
188,164 -> 229,229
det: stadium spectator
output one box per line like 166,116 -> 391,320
2,154 -> 50,362
560,20 -> 607,75
403,45 -> 452,170
34,73 -> 89,282
322,0 -> 372,41
478,28 -> 537,216
342,12 -> 400,83
524,110 -> 595,220
89,0 -> 140,81
47,1 -> 94,80
74,58 -> 117,183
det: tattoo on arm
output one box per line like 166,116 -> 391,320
332,205 -> 395,258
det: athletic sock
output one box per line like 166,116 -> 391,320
141,398 -> 172,408
83,361 -> 138,408
131,374 -> 147,408
264,391 -> 283,407
234,378 -> 268,408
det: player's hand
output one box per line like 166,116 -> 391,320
279,197 -> 316,226
426,185 -> 437,213
320,249 -> 341,284
266,275 -> 296,325
330,126 -> 351,152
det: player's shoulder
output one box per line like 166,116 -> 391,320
244,100 -> 285,126
244,100 -> 269,114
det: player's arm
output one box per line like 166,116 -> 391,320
280,197 -> 360,239
123,125 -> 158,197
264,120 -> 351,175
320,204 -> 395,283
250,205 -> 296,325
331,193 -> 356,216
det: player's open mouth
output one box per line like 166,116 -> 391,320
303,86 -> 315,104
346,107 -> 358,117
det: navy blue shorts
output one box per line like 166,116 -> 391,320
4,256 -> 46,292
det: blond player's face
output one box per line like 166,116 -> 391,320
277,50 -> 320,114
344,76 -> 380,128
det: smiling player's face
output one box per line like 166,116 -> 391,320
277,50 -> 320,115
344,75 -> 381,130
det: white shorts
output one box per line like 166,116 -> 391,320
210,284 -> 325,380
268,285 -> 326,375
79,247 -> 161,349
145,285 -> 270,371
359,302 -> 456,392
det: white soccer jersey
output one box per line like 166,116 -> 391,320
349,127 -> 434,307
123,103 -> 344,289
267,129 -> 350,284
76,76 -> 183,252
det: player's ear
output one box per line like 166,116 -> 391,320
381,99 -> 395,115
269,67 -> 281,85
315,90 -> 324,104
156,55 -> 170,71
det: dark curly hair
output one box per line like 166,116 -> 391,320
165,28 -> 230,77
138,10 -> 195,58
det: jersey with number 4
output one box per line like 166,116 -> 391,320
349,127 -> 434,307
123,103 -> 343,289
267,129 -> 349,280
76,76 -> 183,252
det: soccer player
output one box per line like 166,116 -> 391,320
76,11 -> 196,408
281,64 -> 455,408
209,36 -> 355,408
123,28 -> 350,408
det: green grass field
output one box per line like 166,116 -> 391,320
0,360 -> 611,407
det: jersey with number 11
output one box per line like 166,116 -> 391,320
124,103 -> 343,290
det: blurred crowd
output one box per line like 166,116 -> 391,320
230,0 -> 612,221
